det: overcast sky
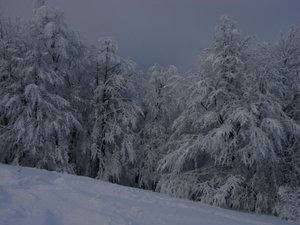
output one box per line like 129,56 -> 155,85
1,0 -> 299,72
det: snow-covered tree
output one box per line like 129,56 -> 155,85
34,3 -> 87,173
251,27 -> 300,219
136,64 -> 180,189
158,15 -> 250,182
0,15 -> 12,127
275,186 -> 300,222
0,1 -> 81,172
257,27 -> 300,122
157,16 -> 299,217
88,37 -> 141,182
0,16 -> 27,163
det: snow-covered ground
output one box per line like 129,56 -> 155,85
0,164 -> 297,225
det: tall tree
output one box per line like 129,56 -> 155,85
89,37 -> 141,182
258,27 -> 300,122
158,16 -> 300,218
0,15 -> 27,163
253,27 -> 300,220
0,1 -> 81,172
37,2 -> 87,173
136,64 -> 179,189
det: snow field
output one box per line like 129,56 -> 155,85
0,164 -> 297,225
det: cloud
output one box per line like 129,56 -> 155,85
1,0 -> 300,72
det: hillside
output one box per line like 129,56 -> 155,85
0,164 -> 297,225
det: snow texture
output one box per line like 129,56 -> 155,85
0,164 -> 296,225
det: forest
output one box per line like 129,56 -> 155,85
0,0 -> 299,222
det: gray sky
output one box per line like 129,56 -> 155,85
1,0 -> 299,72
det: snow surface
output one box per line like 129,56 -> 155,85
0,164 -> 297,225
